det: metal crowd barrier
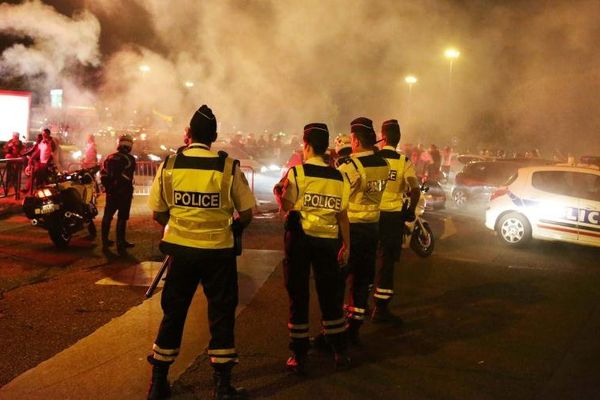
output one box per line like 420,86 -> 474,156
134,161 -> 160,195
0,158 -> 25,200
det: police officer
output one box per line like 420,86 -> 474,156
100,134 -> 136,252
333,133 -> 352,168
372,120 -> 420,323
274,123 -> 351,374
146,105 -> 255,400
337,117 -> 390,344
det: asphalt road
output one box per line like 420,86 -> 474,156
1,198 -> 599,399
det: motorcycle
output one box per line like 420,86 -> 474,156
22,166 -> 100,248
403,185 -> 435,257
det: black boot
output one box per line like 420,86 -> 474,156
285,353 -> 307,376
371,301 -> 403,324
329,331 -> 351,371
147,355 -> 171,400
116,218 -> 134,252
101,217 -> 114,248
213,364 -> 247,400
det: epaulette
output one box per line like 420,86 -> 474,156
404,155 -> 410,162
340,157 -> 353,165
218,150 -> 228,158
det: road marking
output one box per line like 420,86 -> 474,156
1,249 -> 283,400
95,261 -> 163,287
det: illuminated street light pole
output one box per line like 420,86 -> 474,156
444,48 -> 460,88
404,75 -> 417,97
404,75 -> 417,127
443,48 -> 460,142
139,65 -> 151,85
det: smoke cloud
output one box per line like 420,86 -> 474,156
0,0 -> 100,101
1,0 -> 599,156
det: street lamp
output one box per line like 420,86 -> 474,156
444,48 -> 460,87
404,75 -> 417,96
139,65 -> 151,73
184,81 -> 194,88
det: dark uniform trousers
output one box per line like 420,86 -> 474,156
154,251 -> 239,366
104,186 -> 133,220
284,228 -> 347,356
342,222 -> 379,326
375,211 -> 405,304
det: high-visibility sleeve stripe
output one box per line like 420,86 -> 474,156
322,318 -> 346,326
153,344 -> 179,355
323,325 -> 347,335
348,314 -> 365,321
345,306 -> 366,314
374,293 -> 391,299
209,353 -> 239,360
208,348 -> 237,355
152,352 -> 177,362
290,332 -> 310,338
210,356 -> 239,364
288,323 -> 309,330
375,288 -> 394,294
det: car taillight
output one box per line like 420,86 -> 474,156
490,187 -> 508,201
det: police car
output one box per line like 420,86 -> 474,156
485,165 -> 600,247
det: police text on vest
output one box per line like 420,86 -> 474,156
174,190 -> 220,208
303,193 -> 342,210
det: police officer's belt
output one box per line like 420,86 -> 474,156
169,216 -> 232,230
167,225 -> 230,241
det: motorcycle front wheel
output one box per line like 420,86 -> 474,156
410,221 -> 434,257
49,224 -> 72,248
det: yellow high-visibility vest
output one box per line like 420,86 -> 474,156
346,154 -> 390,223
379,148 -> 410,211
161,151 -> 235,249
291,163 -> 349,238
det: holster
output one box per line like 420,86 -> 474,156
232,219 -> 243,256
284,211 -> 301,232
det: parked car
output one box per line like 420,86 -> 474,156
451,159 -> 553,207
443,153 -> 491,183
485,164 -> 600,247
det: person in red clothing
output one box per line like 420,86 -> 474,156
2,132 -> 24,195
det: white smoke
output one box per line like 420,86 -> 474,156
1,0 -> 599,155
0,0 -> 100,99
